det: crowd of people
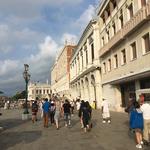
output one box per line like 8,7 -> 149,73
31,97 -> 94,133
30,95 -> 150,148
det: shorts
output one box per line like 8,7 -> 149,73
64,113 -> 71,121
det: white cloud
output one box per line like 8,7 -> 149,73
73,5 -> 95,32
0,23 -> 45,53
0,60 -> 19,76
61,33 -> 78,45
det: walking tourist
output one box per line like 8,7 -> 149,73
141,100 -> 150,146
101,98 -> 111,123
54,100 -> 61,130
62,99 -> 71,127
78,100 -> 84,128
42,98 -> 50,128
76,99 -> 80,111
49,100 -> 55,125
39,100 -> 44,119
31,100 -> 38,123
80,101 -> 91,132
125,98 -> 135,114
70,100 -> 75,115
130,101 -> 144,149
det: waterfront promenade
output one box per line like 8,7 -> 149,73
0,109 -> 149,150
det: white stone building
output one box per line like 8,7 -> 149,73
51,45 -> 76,98
70,20 -> 102,108
28,82 -> 51,100
97,0 -> 150,111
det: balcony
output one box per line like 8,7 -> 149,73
99,2 -> 150,57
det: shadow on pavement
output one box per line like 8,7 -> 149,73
0,119 -> 30,131
0,130 -> 42,150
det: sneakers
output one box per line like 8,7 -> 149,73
136,144 -> 142,149
108,120 -> 111,124
140,141 -> 143,145
102,120 -> 106,123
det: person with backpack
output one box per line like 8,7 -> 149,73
62,99 -> 71,127
42,98 -> 50,128
31,100 -> 38,123
130,101 -> 144,149
80,101 -> 91,132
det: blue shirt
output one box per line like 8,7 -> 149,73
42,101 -> 50,113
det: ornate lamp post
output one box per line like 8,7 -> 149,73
23,64 -> 30,114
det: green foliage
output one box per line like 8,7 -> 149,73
12,90 -> 26,101
0,91 -> 4,94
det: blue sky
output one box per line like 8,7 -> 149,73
0,0 -> 100,96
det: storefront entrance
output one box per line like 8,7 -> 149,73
120,82 -> 136,107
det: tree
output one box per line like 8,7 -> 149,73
12,90 -> 26,101
0,91 -> 4,94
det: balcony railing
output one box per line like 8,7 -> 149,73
99,3 -> 150,57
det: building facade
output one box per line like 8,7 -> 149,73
28,82 -> 51,100
97,0 -> 150,111
51,45 -> 76,98
70,20 -> 102,108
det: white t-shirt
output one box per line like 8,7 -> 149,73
76,102 -> 80,110
141,103 -> 150,120
101,100 -> 109,113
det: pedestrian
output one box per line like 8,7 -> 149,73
49,100 -> 55,125
130,101 -> 144,149
141,100 -> 150,146
101,98 -> 111,124
85,101 -> 92,128
76,99 -> 81,111
54,100 -> 61,130
70,100 -> 75,115
125,98 -> 135,114
78,100 -> 84,128
31,100 -> 38,123
42,98 -> 50,128
62,99 -> 71,127
39,100 -> 44,119
80,101 -> 91,132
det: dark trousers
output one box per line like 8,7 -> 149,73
50,111 -> 55,124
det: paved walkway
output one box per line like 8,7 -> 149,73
0,109 -> 149,150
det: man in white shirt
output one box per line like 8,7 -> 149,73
141,101 -> 150,144
101,98 -> 111,123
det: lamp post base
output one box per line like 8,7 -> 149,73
22,113 -> 30,120
0,126 -> 4,131
23,110 -> 29,114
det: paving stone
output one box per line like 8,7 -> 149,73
0,109 -> 149,150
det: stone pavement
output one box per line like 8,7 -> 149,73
0,109 -> 149,150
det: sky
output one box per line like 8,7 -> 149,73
0,0 -> 101,96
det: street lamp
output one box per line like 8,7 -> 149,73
23,64 -> 30,114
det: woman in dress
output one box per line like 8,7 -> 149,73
54,100 -> 61,130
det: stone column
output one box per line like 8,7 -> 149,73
79,51 -> 82,73
93,24 -> 100,62
87,39 -> 92,67
83,49 -> 86,70
75,58 -> 77,76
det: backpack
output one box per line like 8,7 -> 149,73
32,103 -> 38,112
